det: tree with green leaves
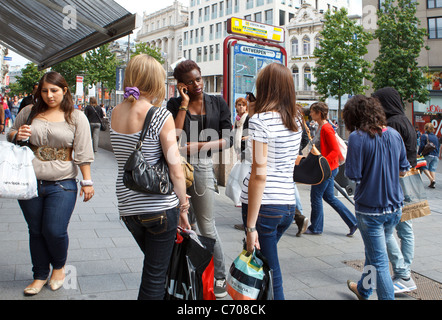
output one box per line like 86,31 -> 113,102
131,43 -> 164,64
311,7 -> 373,136
16,62 -> 46,95
372,0 -> 430,104
84,43 -> 117,103
51,55 -> 86,92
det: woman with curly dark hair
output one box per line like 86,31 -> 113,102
167,60 -> 233,298
343,95 -> 410,300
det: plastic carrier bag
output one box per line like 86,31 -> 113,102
227,248 -> 273,300
0,142 -> 37,200
225,160 -> 250,206
165,228 -> 216,300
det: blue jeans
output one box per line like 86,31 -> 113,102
309,168 -> 357,233
242,203 -> 295,300
386,219 -> 414,279
18,179 -> 78,280
122,208 -> 178,300
356,209 -> 402,300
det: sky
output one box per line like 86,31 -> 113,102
7,0 -> 362,68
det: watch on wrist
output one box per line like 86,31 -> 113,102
246,226 -> 257,233
80,180 -> 94,187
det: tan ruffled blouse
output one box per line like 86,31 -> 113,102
10,106 -> 94,181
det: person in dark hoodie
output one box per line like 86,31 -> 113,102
372,87 -> 417,294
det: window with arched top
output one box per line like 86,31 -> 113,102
303,36 -> 310,56
315,35 -> 323,50
291,38 -> 299,56
292,66 -> 299,90
304,66 -> 311,91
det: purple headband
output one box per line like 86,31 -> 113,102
124,87 -> 140,100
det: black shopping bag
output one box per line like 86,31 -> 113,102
165,228 -> 216,300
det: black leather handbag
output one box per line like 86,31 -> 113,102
123,107 -> 174,195
293,119 -> 331,185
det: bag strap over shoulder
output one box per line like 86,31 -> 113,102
136,106 -> 158,150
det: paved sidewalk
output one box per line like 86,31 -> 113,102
0,133 -> 441,300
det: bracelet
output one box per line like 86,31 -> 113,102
246,226 -> 257,233
179,105 -> 188,111
80,180 -> 94,187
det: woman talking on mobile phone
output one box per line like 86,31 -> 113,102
167,60 -> 233,298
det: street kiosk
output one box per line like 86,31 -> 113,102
223,17 -> 288,121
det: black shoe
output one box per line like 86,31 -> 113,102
296,217 -> 309,237
429,180 -> 436,188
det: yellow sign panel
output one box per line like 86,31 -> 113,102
228,17 -> 285,43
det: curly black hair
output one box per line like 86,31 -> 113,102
343,95 -> 387,138
173,60 -> 201,83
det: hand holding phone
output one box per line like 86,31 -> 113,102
246,92 -> 256,102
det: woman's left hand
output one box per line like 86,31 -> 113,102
80,186 -> 94,202
246,230 -> 260,253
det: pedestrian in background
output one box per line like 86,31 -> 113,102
110,54 -> 190,300
305,102 -> 358,236
418,122 -> 440,188
343,95 -> 410,300
11,95 -> 20,124
8,71 -> 95,296
240,63 -> 303,300
167,59 -> 233,298
373,87 -> 419,294
84,97 -> 104,153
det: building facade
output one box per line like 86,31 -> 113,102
182,0 -> 348,95
363,0 -> 442,134
136,1 -> 189,98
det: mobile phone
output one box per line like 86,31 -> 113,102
246,92 -> 256,102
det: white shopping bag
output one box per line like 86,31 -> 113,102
225,160 -> 251,206
0,142 -> 38,200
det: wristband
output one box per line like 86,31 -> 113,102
246,226 -> 256,233
179,105 -> 188,111
80,180 -> 94,187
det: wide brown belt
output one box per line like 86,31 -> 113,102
30,144 -> 73,162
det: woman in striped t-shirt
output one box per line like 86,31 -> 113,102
240,63 -> 303,300
110,55 -> 190,300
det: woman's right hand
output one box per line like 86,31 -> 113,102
177,83 -> 190,105
16,125 -> 32,141
178,195 -> 191,230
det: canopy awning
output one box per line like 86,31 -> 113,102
0,0 -> 136,70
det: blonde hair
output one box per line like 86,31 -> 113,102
123,54 -> 166,107
424,122 -> 435,133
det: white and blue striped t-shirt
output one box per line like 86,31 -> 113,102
110,107 -> 179,216
240,112 -> 302,205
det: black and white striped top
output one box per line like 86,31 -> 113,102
240,112 -> 302,205
110,107 -> 179,216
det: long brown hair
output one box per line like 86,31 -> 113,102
254,63 -> 300,131
32,71 -> 74,124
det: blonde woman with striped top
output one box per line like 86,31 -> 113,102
110,54 -> 190,300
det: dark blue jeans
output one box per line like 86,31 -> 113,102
309,168 -> 357,233
18,179 -> 78,280
242,203 -> 295,300
122,208 -> 179,300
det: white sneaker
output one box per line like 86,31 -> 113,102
393,277 -> 417,294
